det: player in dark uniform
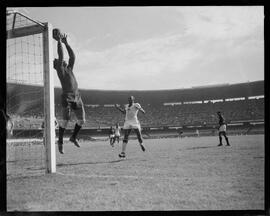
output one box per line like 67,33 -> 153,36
217,111 -> 230,146
53,33 -> 85,154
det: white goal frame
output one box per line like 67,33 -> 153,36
7,12 -> 56,173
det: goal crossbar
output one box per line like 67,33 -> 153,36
7,24 -> 45,39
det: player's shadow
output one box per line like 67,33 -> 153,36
184,146 -> 218,151
57,159 -> 126,167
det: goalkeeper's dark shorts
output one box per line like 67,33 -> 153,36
61,91 -> 85,121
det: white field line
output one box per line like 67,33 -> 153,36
56,171 -> 182,180
56,171 -> 261,182
7,138 -> 43,143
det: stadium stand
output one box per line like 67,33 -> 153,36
7,80 -> 264,136
65,98 -> 263,128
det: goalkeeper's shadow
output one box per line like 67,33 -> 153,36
57,159 -> 129,167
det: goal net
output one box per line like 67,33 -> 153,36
6,10 -> 56,178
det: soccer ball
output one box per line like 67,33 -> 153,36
53,28 -> 62,41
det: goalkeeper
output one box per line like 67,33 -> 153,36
53,31 -> 85,154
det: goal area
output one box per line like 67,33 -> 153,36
6,10 -> 56,177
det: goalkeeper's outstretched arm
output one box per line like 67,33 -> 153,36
62,34 -> 75,69
57,39 -> 64,64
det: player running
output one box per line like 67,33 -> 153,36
217,111 -> 230,146
113,123 -> 121,144
115,96 -> 146,158
53,31 -> 85,154
109,126 -> 115,147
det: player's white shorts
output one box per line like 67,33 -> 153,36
114,129 -> 120,137
123,121 -> 141,130
109,134 -> 115,138
219,124 -> 226,132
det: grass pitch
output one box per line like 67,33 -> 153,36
7,135 -> 264,211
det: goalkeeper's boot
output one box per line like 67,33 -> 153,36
217,143 -> 223,146
119,152 -> 126,158
58,141 -> 64,154
69,136 -> 80,148
140,143 -> 146,152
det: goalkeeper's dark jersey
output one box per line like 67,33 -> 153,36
56,65 -> 79,94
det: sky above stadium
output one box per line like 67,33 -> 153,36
10,6 -> 264,90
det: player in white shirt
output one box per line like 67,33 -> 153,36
113,123 -> 121,144
115,96 -> 146,158
109,126 -> 115,146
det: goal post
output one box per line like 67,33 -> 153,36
43,23 -> 56,173
6,11 -> 56,175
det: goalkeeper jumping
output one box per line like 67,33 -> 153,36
53,30 -> 85,154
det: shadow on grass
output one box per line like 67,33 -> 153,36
57,159 -> 127,167
184,146 -> 219,151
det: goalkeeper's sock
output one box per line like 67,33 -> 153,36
58,126 -> 65,144
71,123 -> 81,139
70,136 -> 80,147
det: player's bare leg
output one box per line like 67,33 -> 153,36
119,129 -> 131,158
119,141 -> 127,158
135,128 -> 145,152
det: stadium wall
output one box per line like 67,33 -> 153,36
11,122 -> 264,140
7,80 -> 264,106
7,80 -> 265,139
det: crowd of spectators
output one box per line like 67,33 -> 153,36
58,98 -> 265,128
8,98 -> 264,129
